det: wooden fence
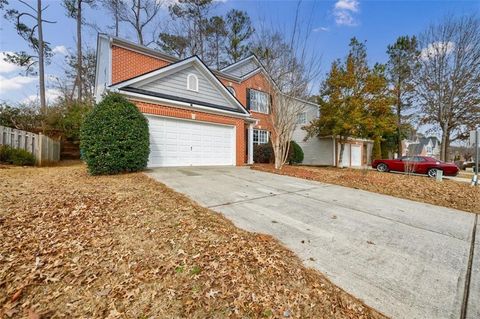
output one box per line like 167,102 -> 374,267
0,125 -> 60,165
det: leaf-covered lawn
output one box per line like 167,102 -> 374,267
252,164 -> 479,213
0,163 -> 386,319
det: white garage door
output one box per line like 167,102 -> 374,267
351,145 -> 362,167
146,115 -> 235,167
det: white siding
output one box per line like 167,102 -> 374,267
94,35 -> 111,102
133,65 -> 236,109
292,103 -> 334,165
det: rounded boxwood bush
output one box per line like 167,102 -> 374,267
80,93 -> 149,175
288,140 -> 304,164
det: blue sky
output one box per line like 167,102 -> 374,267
0,0 -> 479,106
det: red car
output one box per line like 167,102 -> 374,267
372,156 -> 459,177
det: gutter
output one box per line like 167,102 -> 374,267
115,89 -> 253,120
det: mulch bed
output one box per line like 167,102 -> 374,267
0,163 -> 386,319
252,164 -> 479,214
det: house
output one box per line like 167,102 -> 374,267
403,135 -> 441,159
94,34 -> 366,168
292,105 -> 373,167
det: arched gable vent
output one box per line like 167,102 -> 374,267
187,73 -> 199,92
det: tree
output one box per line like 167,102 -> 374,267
251,4 -> 322,169
0,0 -> 8,10
225,9 -> 254,63
305,38 -> 395,166
415,14 -> 480,161
205,16 -> 227,69
167,0 -> 214,60
63,48 -> 97,104
120,0 -> 163,46
386,36 -> 420,157
3,0 -> 55,113
157,33 -> 189,58
63,0 -> 95,102
101,0 -> 125,37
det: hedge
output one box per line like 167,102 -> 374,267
80,93 -> 150,175
0,145 -> 36,166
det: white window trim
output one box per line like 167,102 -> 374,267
253,129 -> 269,145
187,73 -> 199,92
249,89 -> 270,114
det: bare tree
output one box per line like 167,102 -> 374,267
120,0 -> 163,46
3,0 -> 55,114
63,0 -> 95,102
101,0 -> 126,37
251,3 -> 322,169
415,14 -> 480,161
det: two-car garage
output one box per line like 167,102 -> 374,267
146,115 -> 236,167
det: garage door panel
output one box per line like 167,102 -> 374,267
146,115 -> 235,167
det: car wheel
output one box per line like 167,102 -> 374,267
377,163 -> 388,172
427,168 -> 439,178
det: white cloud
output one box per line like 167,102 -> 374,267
313,26 -> 330,32
333,0 -> 359,26
22,88 -> 61,104
52,45 -> 69,56
0,52 -> 23,74
0,74 -> 36,92
335,0 -> 359,12
420,41 -> 455,60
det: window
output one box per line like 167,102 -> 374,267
297,112 -> 307,124
187,73 -> 198,91
253,129 -> 269,145
226,86 -> 236,96
249,89 -> 269,114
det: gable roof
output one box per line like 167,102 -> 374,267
220,55 -> 262,78
101,34 -> 317,110
109,55 -> 250,116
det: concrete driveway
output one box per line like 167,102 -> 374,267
147,166 -> 479,319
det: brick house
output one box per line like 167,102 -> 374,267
94,34 -> 370,167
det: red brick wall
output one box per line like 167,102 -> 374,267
134,100 -> 246,165
112,45 -> 170,84
219,73 -> 274,133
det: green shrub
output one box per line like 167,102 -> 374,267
253,143 -> 274,163
288,140 -> 304,164
80,93 -> 149,175
0,145 -> 36,166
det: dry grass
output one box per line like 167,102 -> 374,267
252,164 -> 479,214
0,163 -> 386,319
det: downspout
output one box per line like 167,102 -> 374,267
332,136 -> 336,166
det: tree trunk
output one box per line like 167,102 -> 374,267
76,0 -> 83,101
440,123 -> 449,161
338,142 -> 345,168
135,0 -> 143,45
396,90 -> 402,156
114,0 -> 119,37
37,0 -> 47,114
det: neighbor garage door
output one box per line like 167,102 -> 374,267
351,144 -> 362,167
146,115 -> 235,167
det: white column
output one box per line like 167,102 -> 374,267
248,123 -> 254,164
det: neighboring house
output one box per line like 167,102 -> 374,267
403,136 -> 441,159
292,106 -> 373,167
94,34 -> 365,168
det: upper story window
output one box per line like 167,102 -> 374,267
226,86 -> 236,96
297,112 -> 307,124
248,89 -> 269,114
187,73 -> 198,92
